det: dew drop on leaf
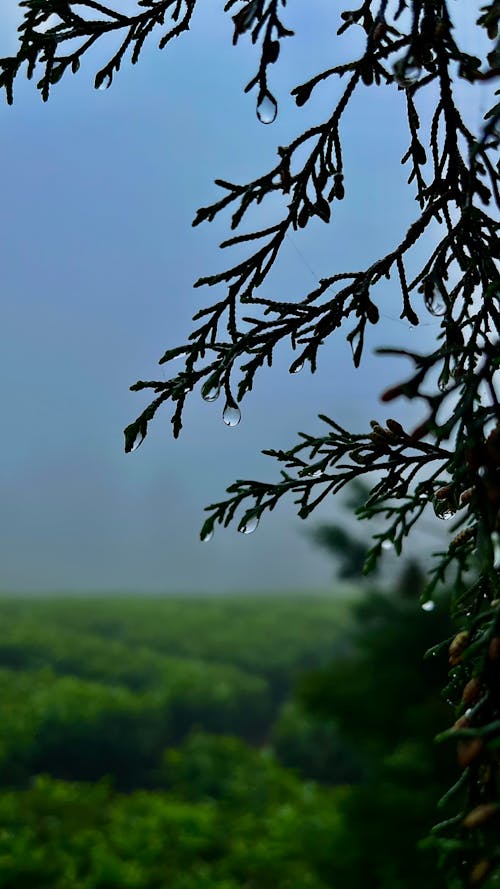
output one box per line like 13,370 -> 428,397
290,361 -> 304,374
393,57 -> 422,87
238,513 -> 259,534
433,499 -> 456,520
200,527 -> 214,543
96,74 -> 112,91
202,380 -> 221,402
381,539 -> 394,551
424,282 -> 446,316
422,600 -> 435,612
257,93 -> 278,125
130,429 -> 145,452
222,402 -> 241,427
491,532 -> 500,569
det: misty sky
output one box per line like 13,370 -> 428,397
0,3 -> 484,593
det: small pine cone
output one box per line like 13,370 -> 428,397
463,803 -> 498,830
460,487 -> 475,506
462,677 -> 483,706
381,384 -> 405,402
449,631 -> 469,665
488,636 -> 500,661
435,485 -> 453,500
457,738 -> 483,768
386,418 -> 405,436
369,426 -> 388,440
451,528 -> 476,549
469,859 -> 491,886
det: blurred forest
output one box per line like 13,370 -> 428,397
0,563 -> 459,889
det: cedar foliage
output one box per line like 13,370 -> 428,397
2,1 -> 500,884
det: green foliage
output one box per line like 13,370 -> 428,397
297,589 -> 456,889
0,594 -> 354,789
0,595 -> 353,700
0,589 -> 474,888
272,700 -> 363,784
0,766 -> 346,889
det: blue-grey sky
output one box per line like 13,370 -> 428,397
0,3 -> 484,593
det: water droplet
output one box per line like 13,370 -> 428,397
238,513 -> 259,535
381,539 -> 394,551
257,93 -> 278,125
222,402 -> 241,427
426,293 -> 445,316
201,380 -> 221,402
232,0 -> 259,33
491,532 -> 500,569
130,429 -> 145,452
173,350 -> 188,361
290,360 -> 304,375
96,74 -> 112,91
310,469 -> 323,479
438,374 -> 451,392
423,276 -> 447,316
201,527 -> 214,543
433,498 -> 456,520
465,708 -> 473,718
393,57 -> 422,88
422,600 -> 435,612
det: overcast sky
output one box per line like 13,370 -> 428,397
0,3 -> 485,594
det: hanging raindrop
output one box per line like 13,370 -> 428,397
438,370 -> 451,392
96,74 -> 112,91
290,361 -> 304,374
491,532 -> 500,570
200,526 -> 214,543
381,539 -> 395,551
422,600 -> 435,612
232,0 -> 259,34
202,380 -> 221,402
222,402 -> 241,427
257,93 -> 278,125
238,513 -> 259,535
393,57 -> 422,88
130,429 -> 145,452
433,498 -> 456,520
423,277 -> 446,316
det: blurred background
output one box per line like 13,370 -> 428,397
0,4 -> 487,888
